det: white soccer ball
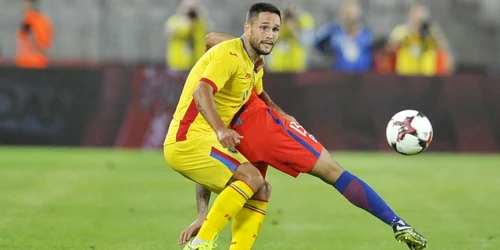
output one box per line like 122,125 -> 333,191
386,110 -> 433,155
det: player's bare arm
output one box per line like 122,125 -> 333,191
193,82 -> 243,148
178,184 -> 211,245
195,183 -> 211,219
205,32 -> 235,50
257,90 -> 284,114
258,90 -> 298,123
192,82 -> 225,131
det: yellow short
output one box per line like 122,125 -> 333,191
164,133 -> 249,194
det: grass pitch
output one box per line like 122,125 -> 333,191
0,147 -> 499,250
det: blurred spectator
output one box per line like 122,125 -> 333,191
389,2 -> 453,76
313,0 -> 373,72
266,4 -> 315,73
164,0 -> 208,71
372,37 -> 396,74
16,0 -> 53,69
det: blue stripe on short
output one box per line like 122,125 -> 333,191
266,109 -> 320,158
210,149 -> 238,171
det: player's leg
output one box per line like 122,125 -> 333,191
230,178 -> 271,250
165,135 -> 266,249
307,148 -> 427,249
238,108 -> 406,228
308,148 -> 400,224
192,161 -> 264,248
249,109 -> 426,249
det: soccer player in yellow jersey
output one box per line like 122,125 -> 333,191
164,2 -> 283,250
177,32 -> 428,250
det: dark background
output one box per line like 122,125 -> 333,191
1,66 -> 498,153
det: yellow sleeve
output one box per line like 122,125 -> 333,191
200,46 -> 239,93
253,69 -> 264,95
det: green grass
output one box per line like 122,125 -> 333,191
0,147 -> 499,250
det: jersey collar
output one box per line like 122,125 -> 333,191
239,36 -> 255,64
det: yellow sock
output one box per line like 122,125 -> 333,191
197,180 -> 254,241
230,199 -> 268,250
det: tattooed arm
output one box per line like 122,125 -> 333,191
178,184 -> 212,245
195,183 -> 211,219
193,82 -> 243,148
192,82 -> 226,133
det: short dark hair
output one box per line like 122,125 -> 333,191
246,2 -> 281,23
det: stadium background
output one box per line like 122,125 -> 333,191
1,0 -> 499,250
1,66 -> 499,152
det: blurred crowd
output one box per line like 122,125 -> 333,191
164,0 -> 454,76
14,0 -> 454,76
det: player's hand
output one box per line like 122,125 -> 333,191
178,217 -> 204,245
282,114 -> 298,123
254,55 -> 265,72
216,128 -> 244,148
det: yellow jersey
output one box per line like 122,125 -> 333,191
165,37 -> 264,145
165,15 -> 207,71
390,24 -> 439,76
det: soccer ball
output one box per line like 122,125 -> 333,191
386,110 -> 433,155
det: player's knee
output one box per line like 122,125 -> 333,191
252,181 -> 272,201
309,148 -> 345,184
233,162 -> 265,191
